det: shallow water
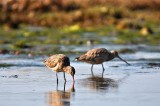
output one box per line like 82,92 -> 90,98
0,45 -> 160,106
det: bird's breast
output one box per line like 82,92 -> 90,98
84,58 -> 105,64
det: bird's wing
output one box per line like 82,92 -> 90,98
44,55 -> 61,68
86,48 -> 110,59
44,54 -> 70,68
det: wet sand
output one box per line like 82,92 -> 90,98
0,52 -> 160,106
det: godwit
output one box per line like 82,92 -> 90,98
44,54 -> 75,83
75,48 -> 130,77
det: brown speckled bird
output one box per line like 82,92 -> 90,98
44,54 -> 75,83
75,48 -> 130,77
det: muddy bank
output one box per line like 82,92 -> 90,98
0,0 -> 160,28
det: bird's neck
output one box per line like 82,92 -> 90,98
63,66 -> 70,74
108,53 -> 115,61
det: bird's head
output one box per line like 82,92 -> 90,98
64,66 -> 75,81
110,50 -> 119,57
110,50 -> 130,65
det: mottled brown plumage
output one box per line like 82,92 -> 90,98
44,54 -> 75,83
75,48 -> 130,77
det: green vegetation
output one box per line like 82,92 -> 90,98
0,22 -> 159,47
0,0 -> 160,55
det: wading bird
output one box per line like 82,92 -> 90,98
75,48 -> 130,77
44,54 -> 75,83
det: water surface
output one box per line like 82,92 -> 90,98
0,45 -> 160,106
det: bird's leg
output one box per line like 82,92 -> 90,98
56,73 -> 58,84
102,63 -> 105,70
63,72 -> 66,82
63,81 -> 66,93
56,81 -> 58,90
91,64 -> 94,77
101,63 -> 105,78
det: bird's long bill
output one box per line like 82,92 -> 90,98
117,55 -> 130,65
71,82 -> 75,92
72,75 -> 75,82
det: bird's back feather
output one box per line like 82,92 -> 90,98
44,54 -> 70,71
78,48 -> 110,64
86,48 -> 110,57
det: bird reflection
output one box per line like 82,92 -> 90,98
47,82 -> 75,106
80,76 -> 118,92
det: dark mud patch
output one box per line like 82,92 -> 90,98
0,63 -> 14,67
0,49 -> 10,54
0,63 -> 44,67
9,75 -> 18,78
140,62 -> 160,69
0,75 -> 18,78
110,65 -> 119,68
148,63 -> 160,67
135,72 -> 151,74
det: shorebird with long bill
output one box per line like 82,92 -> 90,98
75,48 -> 130,77
44,54 -> 75,83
